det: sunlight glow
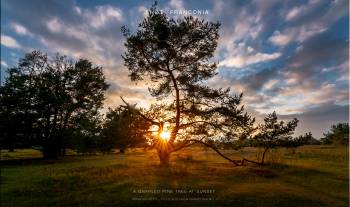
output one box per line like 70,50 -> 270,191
160,131 -> 171,141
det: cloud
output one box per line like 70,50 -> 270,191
263,79 -> 279,90
169,0 -> 184,10
268,30 -> 294,46
18,4 -> 126,70
0,34 -> 21,48
285,6 -> 302,21
287,31 -> 348,73
220,52 -> 281,68
138,6 -> 148,18
46,18 -> 63,33
1,60 -> 8,67
208,0 -> 270,55
265,29 -> 349,112
219,42 -> 281,68
81,5 -> 124,28
216,25 -> 349,116
207,0 -> 285,69
284,0 -> 324,22
321,0 -> 349,26
279,103 -> 349,138
336,60 -> 349,81
269,25 -> 326,47
269,0 -> 348,47
11,22 -> 32,36
279,83 -> 337,106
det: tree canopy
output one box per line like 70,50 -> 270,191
0,51 -> 109,158
321,123 -> 349,145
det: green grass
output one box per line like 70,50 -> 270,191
1,149 -> 43,160
1,146 -> 348,207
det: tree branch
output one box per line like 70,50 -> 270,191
183,139 -> 241,166
138,45 -> 168,72
179,120 -> 216,129
172,141 -> 197,152
166,63 -> 180,145
120,96 -> 159,125
241,158 -> 262,166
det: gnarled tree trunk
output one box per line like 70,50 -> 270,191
157,148 -> 171,167
156,140 -> 173,167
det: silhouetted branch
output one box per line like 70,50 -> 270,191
120,96 -> 160,125
183,139 -> 241,166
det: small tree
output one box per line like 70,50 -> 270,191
321,123 -> 349,145
102,106 -> 150,153
121,5 -> 254,166
252,112 -> 298,164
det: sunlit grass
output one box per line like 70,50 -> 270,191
0,146 -> 348,207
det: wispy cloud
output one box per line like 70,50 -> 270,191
80,5 -> 124,28
10,22 -> 32,36
1,60 -> 8,67
1,34 -> 21,48
220,51 -> 281,68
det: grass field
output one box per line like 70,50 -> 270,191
0,146 -> 348,207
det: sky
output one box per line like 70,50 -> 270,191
0,0 -> 349,138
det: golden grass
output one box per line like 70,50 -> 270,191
0,145 -> 348,207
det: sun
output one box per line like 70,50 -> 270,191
160,131 -> 171,141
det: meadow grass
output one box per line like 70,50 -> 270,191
0,146 -> 348,207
